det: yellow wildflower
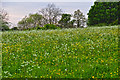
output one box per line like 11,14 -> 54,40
92,76 -> 94,78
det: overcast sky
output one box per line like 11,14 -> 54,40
2,0 -> 96,2
1,1 -> 95,26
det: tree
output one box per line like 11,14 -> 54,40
18,16 -> 28,30
73,9 -> 86,28
18,13 -> 43,30
87,1 -> 119,26
39,3 -> 62,25
68,19 -> 76,28
58,14 -> 72,28
28,13 -> 43,27
18,4 -> 62,30
0,9 -> 9,31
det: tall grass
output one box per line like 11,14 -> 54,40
1,26 -> 118,78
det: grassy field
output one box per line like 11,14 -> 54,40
1,26 -> 119,78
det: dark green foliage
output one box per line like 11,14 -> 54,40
87,1 -> 119,26
44,24 -> 60,29
11,27 -> 18,30
0,23 -> 9,31
58,14 -> 71,28
36,26 -> 42,30
35,25 -> 45,30
94,23 -> 108,27
110,19 -> 118,25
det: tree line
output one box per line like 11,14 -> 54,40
17,3 -> 86,30
0,1 -> 119,31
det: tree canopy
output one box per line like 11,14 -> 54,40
74,9 -> 86,28
39,3 -> 62,25
0,9 -> 9,31
87,1 -> 119,26
18,13 -> 43,30
18,3 -> 87,30
58,14 -> 71,28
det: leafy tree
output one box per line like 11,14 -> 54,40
28,13 -> 43,27
73,9 -> 86,28
68,19 -> 76,28
0,24 -> 9,31
39,3 -> 62,25
0,9 -> 9,31
18,4 -> 62,30
18,13 -> 43,30
18,16 -> 28,30
87,1 -> 119,26
58,14 -> 71,28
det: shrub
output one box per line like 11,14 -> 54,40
96,23 -> 108,26
11,27 -> 18,30
36,26 -> 41,30
35,25 -> 45,30
110,19 -> 118,25
44,24 -> 60,30
0,24 -> 9,31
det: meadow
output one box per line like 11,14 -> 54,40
1,26 -> 119,78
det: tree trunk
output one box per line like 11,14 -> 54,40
77,20 -> 79,28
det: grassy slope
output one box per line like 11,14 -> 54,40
2,26 -> 118,78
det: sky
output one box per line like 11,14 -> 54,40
2,0 -> 96,2
1,1 -> 95,27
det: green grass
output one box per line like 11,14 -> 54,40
1,26 -> 119,78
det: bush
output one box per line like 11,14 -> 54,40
11,27 -> 18,30
0,24 -> 9,31
110,19 -> 118,25
35,25 -> 45,30
88,23 -> 108,27
36,26 -> 41,30
96,23 -> 108,26
44,24 -> 60,30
